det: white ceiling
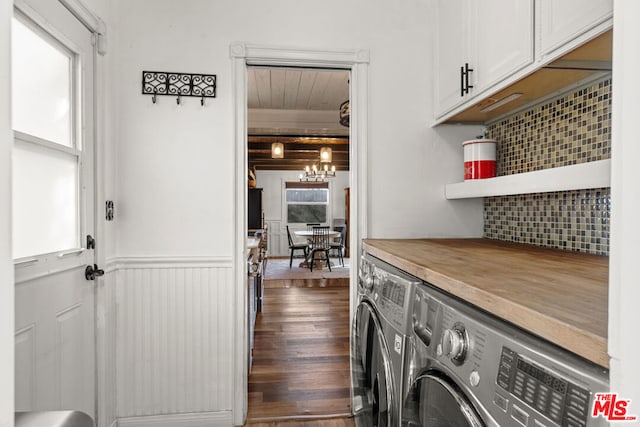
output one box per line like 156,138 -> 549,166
247,67 -> 349,136
248,67 -> 349,110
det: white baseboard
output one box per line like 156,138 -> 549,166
117,411 -> 233,427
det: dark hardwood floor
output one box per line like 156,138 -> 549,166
246,285 -> 353,425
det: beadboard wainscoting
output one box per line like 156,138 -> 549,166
112,257 -> 234,425
98,268 -> 117,427
265,220 -> 284,257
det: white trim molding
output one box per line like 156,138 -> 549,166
230,42 -> 369,426
609,0 -> 640,410
230,43 -> 370,67
117,411 -> 232,427
106,256 -> 233,270
58,0 -> 107,55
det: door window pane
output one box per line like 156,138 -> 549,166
12,16 -> 73,147
13,142 -> 79,258
417,377 -> 479,426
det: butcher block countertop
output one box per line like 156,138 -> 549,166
362,238 -> 609,368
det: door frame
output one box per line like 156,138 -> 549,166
230,43 -> 369,424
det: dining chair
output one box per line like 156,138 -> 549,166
330,225 -> 346,267
306,223 -> 321,231
286,225 -> 308,269
308,226 -> 332,272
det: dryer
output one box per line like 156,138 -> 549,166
403,282 -> 609,427
351,254 -> 420,426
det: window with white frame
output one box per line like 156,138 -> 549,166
11,13 -> 81,259
285,181 -> 329,224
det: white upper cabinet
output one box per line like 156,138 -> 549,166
433,0 -> 612,124
434,0 -> 534,118
473,0 -> 534,93
538,0 -> 613,61
434,0 -> 472,115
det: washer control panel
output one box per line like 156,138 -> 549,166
497,346 -> 591,426
376,271 -> 408,328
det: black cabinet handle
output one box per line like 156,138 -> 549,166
460,65 -> 465,97
464,63 -> 474,94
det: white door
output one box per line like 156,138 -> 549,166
12,0 -> 97,418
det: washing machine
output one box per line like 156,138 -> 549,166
402,282 -> 609,427
351,253 -> 421,426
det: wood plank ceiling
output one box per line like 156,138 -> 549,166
248,67 -> 350,171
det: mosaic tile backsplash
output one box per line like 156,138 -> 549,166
483,78 -> 612,255
484,188 -> 610,255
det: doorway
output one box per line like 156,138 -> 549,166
245,66 -> 351,422
231,44 -> 369,425
247,66 -> 350,266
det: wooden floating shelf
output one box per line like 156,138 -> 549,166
445,159 -> 611,199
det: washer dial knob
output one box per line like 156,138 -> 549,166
440,323 -> 468,364
364,274 -> 374,290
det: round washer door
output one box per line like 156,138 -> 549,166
402,371 -> 484,427
351,301 -> 394,427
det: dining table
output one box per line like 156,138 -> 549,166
293,229 -> 341,270
293,230 -> 341,240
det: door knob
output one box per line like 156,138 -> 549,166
85,264 -> 105,281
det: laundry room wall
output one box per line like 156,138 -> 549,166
111,0 -> 483,424
0,2 -> 14,426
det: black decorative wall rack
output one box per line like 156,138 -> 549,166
142,71 -> 217,105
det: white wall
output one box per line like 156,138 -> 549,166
255,170 -> 349,256
0,1 -> 14,427
609,0 -> 640,413
114,0 -> 483,258
112,0 -> 482,423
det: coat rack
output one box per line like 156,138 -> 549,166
142,71 -> 217,105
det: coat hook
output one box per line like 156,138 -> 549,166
176,94 -> 181,105
152,90 -> 157,104
201,96 -> 205,107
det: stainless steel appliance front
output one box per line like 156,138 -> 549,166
402,281 -> 610,427
351,254 -> 420,426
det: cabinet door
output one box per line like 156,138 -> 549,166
538,0 -> 612,59
434,0 -> 472,117
473,0 -> 533,93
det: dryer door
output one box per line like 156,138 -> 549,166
351,301 -> 395,427
402,371 -> 485,427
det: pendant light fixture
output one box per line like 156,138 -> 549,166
339,100 -> 349,127
271,142 -> 284,159
320,146 -> 332,163
301,146 -> 336,181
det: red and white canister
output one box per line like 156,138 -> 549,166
463,138 -> 496,180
